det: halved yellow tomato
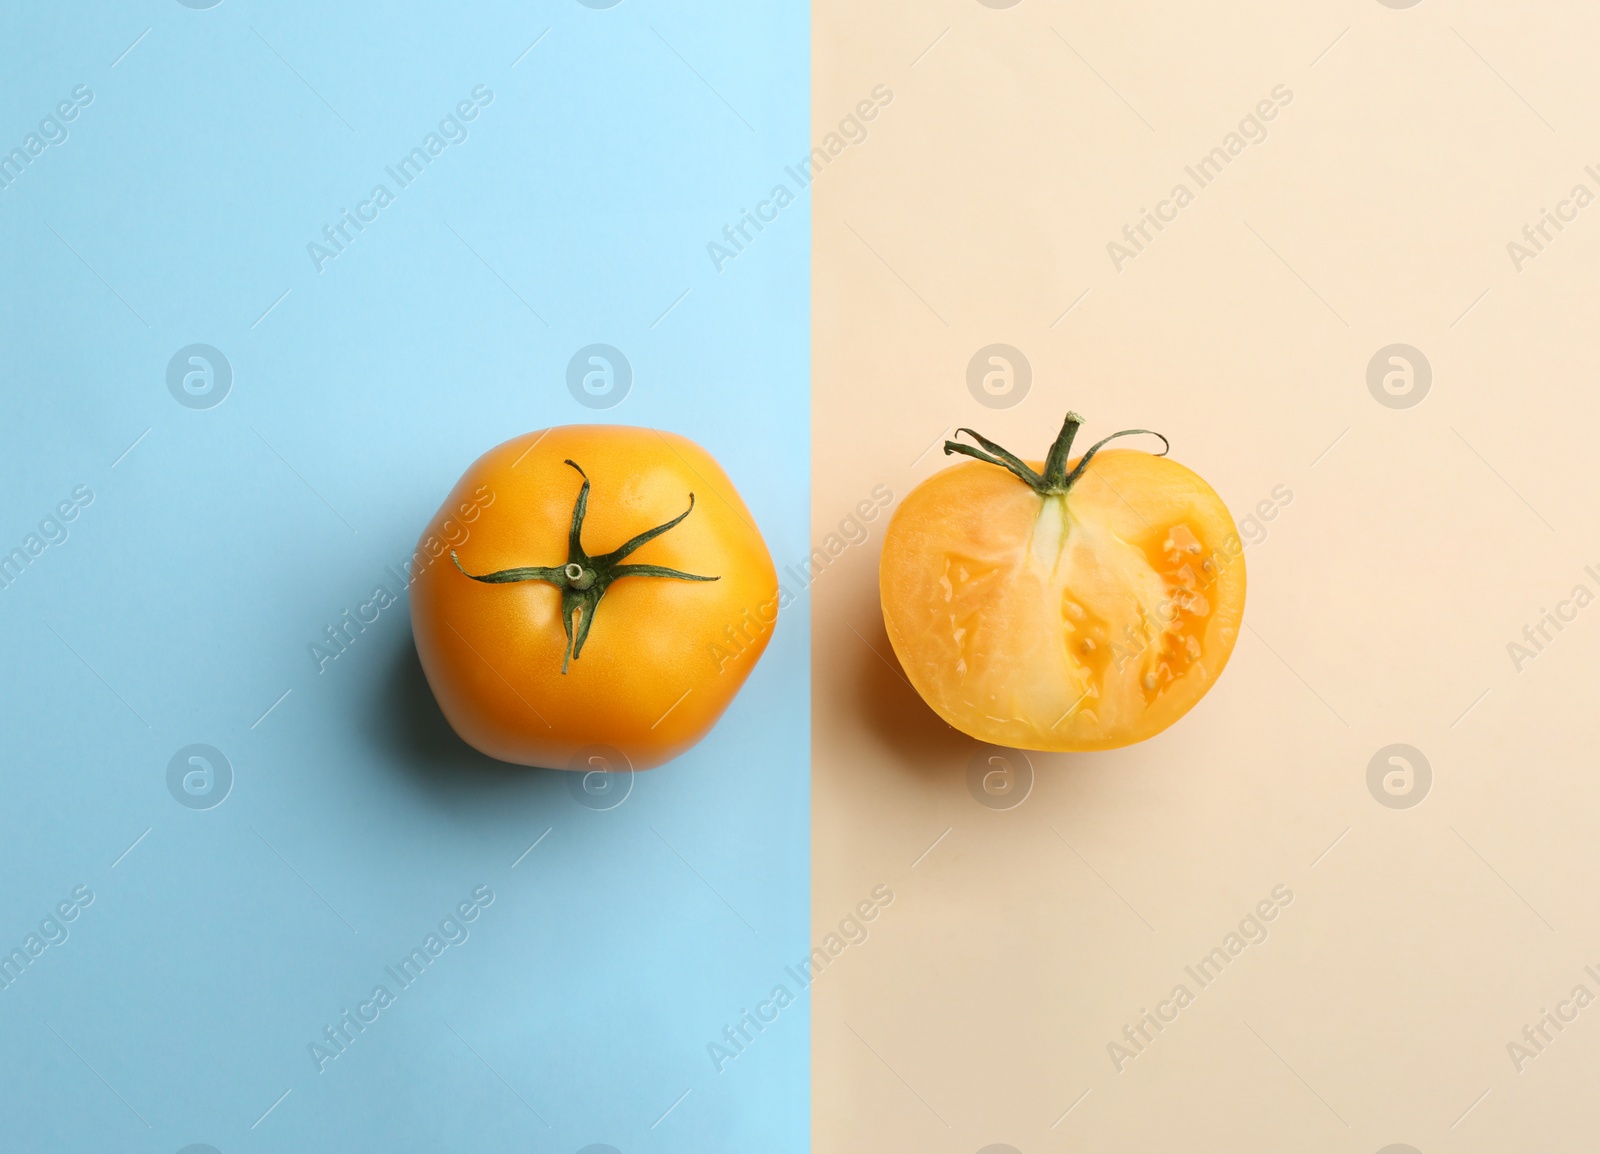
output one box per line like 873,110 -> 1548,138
879,411 -> 1245,751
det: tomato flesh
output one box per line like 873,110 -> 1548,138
880,449 -> 1245,751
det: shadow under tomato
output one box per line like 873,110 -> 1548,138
367,632 -> 569,805
843,604 -> 973,781
844,613 -> 1117,804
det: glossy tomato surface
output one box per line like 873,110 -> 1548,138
411,425 -> 777,770
880,447 -> 1245,751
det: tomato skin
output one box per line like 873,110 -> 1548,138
410,425 -> 777,770
880,449 -> 1245,752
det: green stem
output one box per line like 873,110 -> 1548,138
451,459 -> 718,673
944,410 -> 1169,497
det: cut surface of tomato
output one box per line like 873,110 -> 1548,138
880,413 -> 1245,752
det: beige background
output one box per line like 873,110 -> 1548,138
812,1 -> 1600,1151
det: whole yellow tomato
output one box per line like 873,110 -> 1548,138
879,410 -> 1245,752
410,425 -> 778,770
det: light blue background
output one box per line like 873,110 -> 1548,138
0,2 -> 809,1151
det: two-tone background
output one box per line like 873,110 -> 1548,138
5,0 -> 1600,1151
